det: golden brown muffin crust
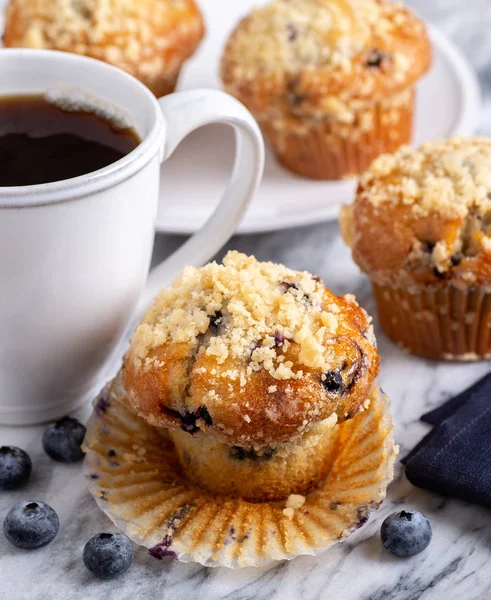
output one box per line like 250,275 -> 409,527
4,0 -> 205,95
341,137 -> 491,288
221,0 -> 431,119
124,252 -> 379,446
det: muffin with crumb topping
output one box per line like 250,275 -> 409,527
123,251 -> 379,501
221,0 -> 431,180
341,137 -> 491,361
3,0 -> 205,97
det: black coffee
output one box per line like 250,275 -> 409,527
0,94 -> 141,186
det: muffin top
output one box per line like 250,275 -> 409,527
221,0 -> 431,118
124,251 -> 379,447
4,0 -> 204,80
341,137 -> 491,288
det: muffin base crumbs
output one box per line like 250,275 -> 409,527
83,373 -> 396,568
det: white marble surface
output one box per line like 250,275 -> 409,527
3,1 -> 491,599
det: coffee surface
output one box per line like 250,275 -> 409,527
0,95 -> 140,186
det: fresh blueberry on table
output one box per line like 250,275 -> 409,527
0,446 -> 32,490
3,501 -> 59,549
42,416 -> 87,462
381,510 -> 432,557
83,533 -> 134,579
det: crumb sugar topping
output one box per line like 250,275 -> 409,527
6,0 -> 203,77
361,137 -> 491,219
286,493 -> 306,510
223,0 -> 421,83
130,251 -> 358,381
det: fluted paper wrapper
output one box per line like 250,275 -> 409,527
373,283 -> 491,360
83,373 -> 397,568
261,89 -> 414,181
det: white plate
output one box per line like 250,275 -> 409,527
157,1 -> 481,235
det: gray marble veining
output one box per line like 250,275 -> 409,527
2,1 -> 491,599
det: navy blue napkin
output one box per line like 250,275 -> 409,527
402,373 -> 491,508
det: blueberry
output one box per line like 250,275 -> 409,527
195,406 -> 213,426
286,23 -> 298,42
0,446 -> 32,490
322,369 -> 344,394
179,412 -> 199,434
381,510 -> 432,557
3,501 -> 59,549
274,332 -> 286,347
42,416 -> 86,462
365,49 -> 391,69
208,311 -> 223,335
229,446 -> 275,462
279,281 -> 299,293
178,406 -> 213,433
83,533 -> 134,579
95,389 -> 110,417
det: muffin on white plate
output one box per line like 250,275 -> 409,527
221,0 -> 432,180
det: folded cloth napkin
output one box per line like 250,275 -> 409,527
402,372 -> 491,508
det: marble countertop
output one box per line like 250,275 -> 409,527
2,1 -> 491,599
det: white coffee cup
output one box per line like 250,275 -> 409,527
0,49 -> 264,425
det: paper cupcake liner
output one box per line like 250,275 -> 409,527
373,283 -> 491,360
261,88 -> 414,180
83,374 -> 397,568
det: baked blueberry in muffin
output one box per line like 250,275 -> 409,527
123,252 -> 379,500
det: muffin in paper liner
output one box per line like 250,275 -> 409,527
340,138 -> 491,362
373,283 -> 491,361
83,373 -> 397,569
221,0 -> 431,181
260,87 -> 415,181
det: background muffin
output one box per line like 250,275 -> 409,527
341,137 -> 491,360
3,0 -> 205,97
123,251 -> 379,500
221,0 -> 432,180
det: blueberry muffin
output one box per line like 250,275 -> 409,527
341,137 -> 491,360
3,0 -> 205,97
221,0 -> 431,180
123,251 -> 379,500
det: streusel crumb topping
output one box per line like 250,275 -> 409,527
222,0 -> 424,85
130,251 -> 356,380
360,137 -> 491,219
5,0 -> 203,78
343,137 -> 491,286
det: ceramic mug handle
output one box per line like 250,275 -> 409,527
142,88 -> 264,309
100,90 -> 263,383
